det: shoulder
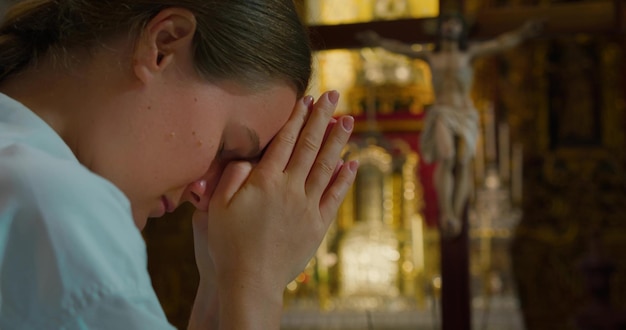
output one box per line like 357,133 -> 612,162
0,143 -> 157,328
0,142 -> 133,236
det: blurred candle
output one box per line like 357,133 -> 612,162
512,143 -> 523,204
498,122 -> 510,183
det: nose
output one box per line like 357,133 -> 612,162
184,179 -> 210,211
183,159 -> 229,211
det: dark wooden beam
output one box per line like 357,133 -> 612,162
440,204 -> 471,330
308,2 -> 619,51
308,18 -> 436,51
472,2 -> 618,39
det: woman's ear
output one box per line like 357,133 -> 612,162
133,8 -> 197,84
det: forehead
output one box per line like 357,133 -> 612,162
224,81 -> 297,149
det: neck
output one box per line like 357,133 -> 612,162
0,42 -> 134,168
0,59 -> 84,149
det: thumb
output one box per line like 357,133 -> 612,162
210,161 -> 253,206
192,210 -> 209,238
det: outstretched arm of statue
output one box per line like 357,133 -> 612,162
469,19 -> 543,59
356,30 -> 430,62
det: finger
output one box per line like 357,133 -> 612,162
191,210 -> 218,288
322,119 -> 337,144
319,160 -> 359,226
192,210 -> 209,234
329,159 -> 344,182
285,91 -> 339,180
321,159 -> 343,195
257,95 -> 312,173
191,210 -> 210,267
305,115 -> 353,197
313,120 -> 337,162
209,161 -> 253,206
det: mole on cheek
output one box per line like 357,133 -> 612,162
192,131 -> 202,147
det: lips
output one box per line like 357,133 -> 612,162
161,196 -> 176,213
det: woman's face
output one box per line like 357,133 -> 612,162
71,8 -> 304,229
94,78 -> 297,229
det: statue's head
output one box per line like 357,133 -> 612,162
435,13 -> 468,51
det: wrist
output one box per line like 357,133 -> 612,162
188,281 -> 219,330
216,273 -> 285,329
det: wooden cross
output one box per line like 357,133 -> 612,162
308,1 -> 623,51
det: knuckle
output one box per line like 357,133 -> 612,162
330,129 -> 349,146
300,135 -> 320,153
320,104 -> 336,117
314,159 -> 335,177
278,132 -> 298,146
314,100 -> 336,117
321,134 -> 348,159
326,188 -> 343,207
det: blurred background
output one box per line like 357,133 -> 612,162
3,0 -> 625,329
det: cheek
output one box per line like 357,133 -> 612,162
178,135 -> 217,177
154,125 -> 219,187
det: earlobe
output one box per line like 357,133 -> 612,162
132,44 -> 159,84
132,8 -> 197,84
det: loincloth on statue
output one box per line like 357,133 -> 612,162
419,104 -> 479,164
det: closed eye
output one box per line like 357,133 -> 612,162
221,148 -> 261,163
219,126 -> 262,163
216,140 -> 225,161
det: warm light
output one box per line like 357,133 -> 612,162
305,0 -> 437,115
340,222 -> 400,299
287,281 -> 298,292
309,50 -> 357,115
305,0 -> 439,25
432,276 -> 442,290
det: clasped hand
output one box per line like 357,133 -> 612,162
191,90 -> 357,317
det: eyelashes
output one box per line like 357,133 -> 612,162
215,139 -> 263,163
216,140 -> 225,161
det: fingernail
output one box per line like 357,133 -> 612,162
303,95 -> 313,107
341,116 -> 354,131
327,90 -> 339,106
348,160 -> 359,173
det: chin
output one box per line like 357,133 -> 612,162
132,210 -> 150,230
135,218 -> 149,231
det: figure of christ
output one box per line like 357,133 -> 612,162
358,14 -> 541,237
